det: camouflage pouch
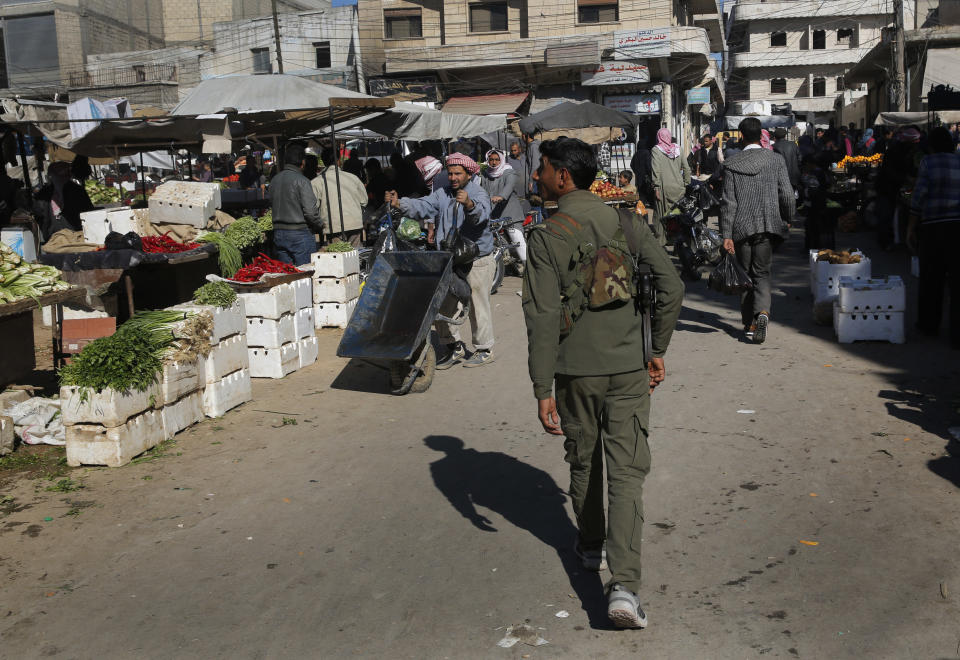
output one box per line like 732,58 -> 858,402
559,241 -> 596,336
587,239 -> 635,309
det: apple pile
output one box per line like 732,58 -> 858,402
589,179 -> 626,199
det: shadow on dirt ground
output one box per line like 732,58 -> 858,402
424,435 -> 613,629
684,227 -> 960,489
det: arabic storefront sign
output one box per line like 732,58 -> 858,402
613,28 -> 671,60
368,77 -> 439,102
686,87 -> 711,104
581,60 -> 651,86
603,93 -> 661,115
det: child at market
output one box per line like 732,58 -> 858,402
618,170 -> 638,195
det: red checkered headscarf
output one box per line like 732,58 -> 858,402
445,152 -> 480,175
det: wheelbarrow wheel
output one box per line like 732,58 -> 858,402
389,344 -> 436,394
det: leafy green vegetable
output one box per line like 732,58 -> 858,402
197,232 -> 242,277
257,210 -> 272,233
59,326 -> 165,393
0,243 -> 71,305
194,281 -> 237,307
323,240 -> 354,253
224,216 -> 265,250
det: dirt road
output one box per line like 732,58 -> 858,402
1,230 -> 958,659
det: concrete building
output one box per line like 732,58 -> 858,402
358,0 -> 725,148
844,1 -> 960,123
161,0 -> 330,45
0,0 -> 164,98
726,0 -> 895,124
201,6 -> 363,91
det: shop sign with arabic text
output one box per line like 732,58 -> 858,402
581,60 -> 650,86
613,28 -> 671,59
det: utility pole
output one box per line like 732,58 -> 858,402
891,0 -> 907,111
271,0 -> 284,74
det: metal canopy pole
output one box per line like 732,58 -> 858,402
139,151 -> 147,205
328,105 -> 346,239
15,131 -> 32,203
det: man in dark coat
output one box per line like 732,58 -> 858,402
772,127 -> 801,191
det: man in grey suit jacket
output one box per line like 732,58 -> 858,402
721,118 -> 795,344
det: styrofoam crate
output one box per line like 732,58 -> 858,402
198,334 -> 249,384
290,277 -> 313,310
314,299 -> 358,329
106,207 -> 140,235
171,299 -> 245,344
65,409 -> 166,467
812,254 -> 871,301
148,181 -> 222,228
246,313 -> 296,348
159,359 -> 201,405
161,391 -> 204,440
295,307 -> 314,339
238,283 -> 296,319
81,209 -> 111,244
313,274 -> 360,304
298,336 -> 318,369
202,368 -> 252,418
1,415 -> 13,456
311,250 -> 360,277
248,343 -> 300,379
61,383 -> 161,427
837,276 -> 905,313
833,303 -> 905,344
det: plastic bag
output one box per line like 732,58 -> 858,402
4,397 -> 65,446
397,218 -> 421,241
708,252 -> 754,295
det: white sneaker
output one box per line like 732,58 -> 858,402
607,583 -> 648,629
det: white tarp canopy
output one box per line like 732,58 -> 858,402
873,111 -> 931,127
357,102 -> 507,140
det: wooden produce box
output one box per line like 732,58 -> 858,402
62,317 -> 116,355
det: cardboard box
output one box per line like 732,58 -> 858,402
62,317 -> 116,354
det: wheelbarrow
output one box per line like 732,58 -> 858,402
336,251 -> 470,395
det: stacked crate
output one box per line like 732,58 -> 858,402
172,299 -> 252,418
833,276 -> 906,344
239,278 -> 316,378
311,250 -> 360,329
63,384 -> 166,467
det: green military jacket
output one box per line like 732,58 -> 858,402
522,189 -> 684,400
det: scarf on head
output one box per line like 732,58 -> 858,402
445,152 -> 480,175
761,130 -> 772,150
483,149 -> 512,179
655,128 -> 679,159
415,156 -> 442,184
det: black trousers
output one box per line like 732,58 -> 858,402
918,221 -> 960,347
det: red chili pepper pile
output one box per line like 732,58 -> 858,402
231,253 -> 300,282
141,235 -> 202,253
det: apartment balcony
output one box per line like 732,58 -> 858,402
732,0 -> 891,21
731,48 -> 875,69
68,64 -> 177,89
383,27 -> 712,74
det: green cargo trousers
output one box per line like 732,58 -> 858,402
555,369 -> 651,594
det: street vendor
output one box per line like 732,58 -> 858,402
311,148 -> 368,247
269,142 -> 322,266
385,153 -> 496,368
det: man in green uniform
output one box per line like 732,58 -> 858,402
522,137 -> 684,629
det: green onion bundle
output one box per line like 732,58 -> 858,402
197,232 -> 242,278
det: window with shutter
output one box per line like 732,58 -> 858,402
384,9 -> 423,39
770,78 -> 787,94
578,0 -> 618,24
470,3 -> 508,32
251,48 -> 271,74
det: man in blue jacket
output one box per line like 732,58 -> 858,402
385,153 -> 496,368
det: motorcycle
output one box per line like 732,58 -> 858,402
662,180 -> 724,281
489,216 -> 528,294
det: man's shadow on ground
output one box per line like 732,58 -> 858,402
424,435 -> 611,629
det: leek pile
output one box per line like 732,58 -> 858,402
0,242 -> 71,305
